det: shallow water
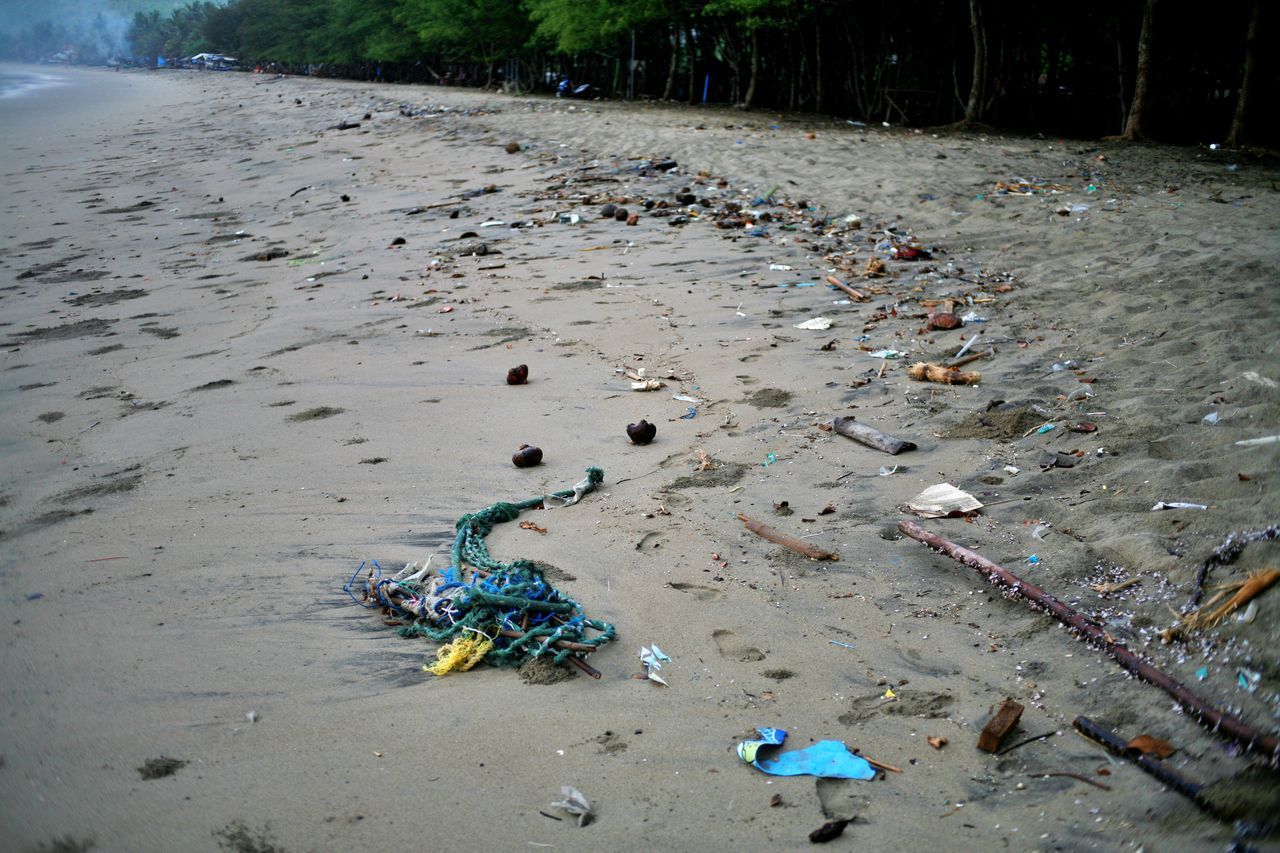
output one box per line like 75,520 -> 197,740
0,68 -> 66,100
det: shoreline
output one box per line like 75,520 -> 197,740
1,66 -> 1277,851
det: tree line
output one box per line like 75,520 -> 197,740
10,0 -> 1274,145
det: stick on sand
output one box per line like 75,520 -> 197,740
898,519 -> 1279,759
739,514 -> 839,561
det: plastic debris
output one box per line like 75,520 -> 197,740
639,643 -> 671,685
680,407 -> 697,419
768,263 -> 793,271
1195,667 -> 1209,681
550,785 -> 594,827
794,317 -> 833,331
1202,411 -> 1220,425
762,452 -> 777,467
906,483 -> 983,518
1235,435 -> 1279,447
736,727 -> 875,780
1151,501 -> 1207,511
878,465 -> 900,476
829,640 -> 856,650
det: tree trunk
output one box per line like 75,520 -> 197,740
662,27 -> 678,100
814,19 -> 823,114
1121,0 -> 1157,141
742,27 -> 759,108
1226,0 -> 1261,148
687,27 -> 697,105
962,0 -> 987,123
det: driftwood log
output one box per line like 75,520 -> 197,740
739,514 -> 839,561
825,275 -> 869,301
898,519 -> 1279,760
833,416 -> 917,455
1072,716 -> 1209,805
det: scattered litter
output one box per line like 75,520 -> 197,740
1025,554 -> 1040,566
1126,734 -> 1176,759
1151,501 -> 1207,511
1202,411 -> 1220,425
1032,524 -> 1051,541
1196,666 -> 1209,681
960,312 -> 988,323
672,393 -> 702,403
246,710 -> 259,723
768,263 -> 793,271
1238,668 -> 1262,693
906,484 -> 982,518
1171,569 -> 1278,636
763,452 -> 777,466
868,349 -> 903,359
1235,435 -> 1279,447
1035,423 -> 1056,435
794,317 -> 833,331
640,644 -> 671,686
680,407 -> 697,419
978,697 -> 1025,753
631,380 -> 665,391
829,640 -> 856,650
480,220 -> 505,227
833,416 -> 917,455
907,362 -> 981,385
1065,385 -> 1094,402
879,465 -> 900,476
737,727 -> 875,780
1241,371 -> 1278,389
927,736 -> 948,750
1004,465 -> 1021,475
550,785 -> 594,827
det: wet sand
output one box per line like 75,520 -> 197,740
1,64 -> 1278,851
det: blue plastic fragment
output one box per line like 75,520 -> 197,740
680,407 -> 697,419
1195,666 -> 1209,681
737,727 -> 875,780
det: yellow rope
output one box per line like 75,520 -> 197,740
424,634 -> 495,675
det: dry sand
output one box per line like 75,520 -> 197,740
1,64 -> 1278,851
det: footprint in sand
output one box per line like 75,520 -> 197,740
816,779 -> 870,821
712,628 -> 766,662
668,582 -> 721,601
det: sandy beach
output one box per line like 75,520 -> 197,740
1,64 -> 1278,851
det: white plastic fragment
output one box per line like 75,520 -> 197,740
639,644 -> 671,686
907,484 -> 983,518
1235,435 -> 1279,447
1151,501 -> 1208,511
793,317 -> 833,331
550,785 -> 594,827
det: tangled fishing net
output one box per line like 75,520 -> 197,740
345,467 -> 615,675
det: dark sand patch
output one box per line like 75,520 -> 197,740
85,343 -> 125,355
140,326 -> 181,339
519,657 -> 576,685
192,379 -> 236,391
41,269 -> 113,284
32,835 -> 95,853
137,756 -> 187,780
288,406 -> 345,422
551,280 -> 602,291
97,200 -> 154,214
10,318 -> 116,344
213,820 -> 283,853
742,388 -> 793,408
54,473 -> 142,503
36,411 -> 64,423
359,457 -> 388,465
67,288 -> 148,307
946,403 -> 1047,439
18,382 -> 57,391
666,461 -> 750,490
16,254 -> 86,279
